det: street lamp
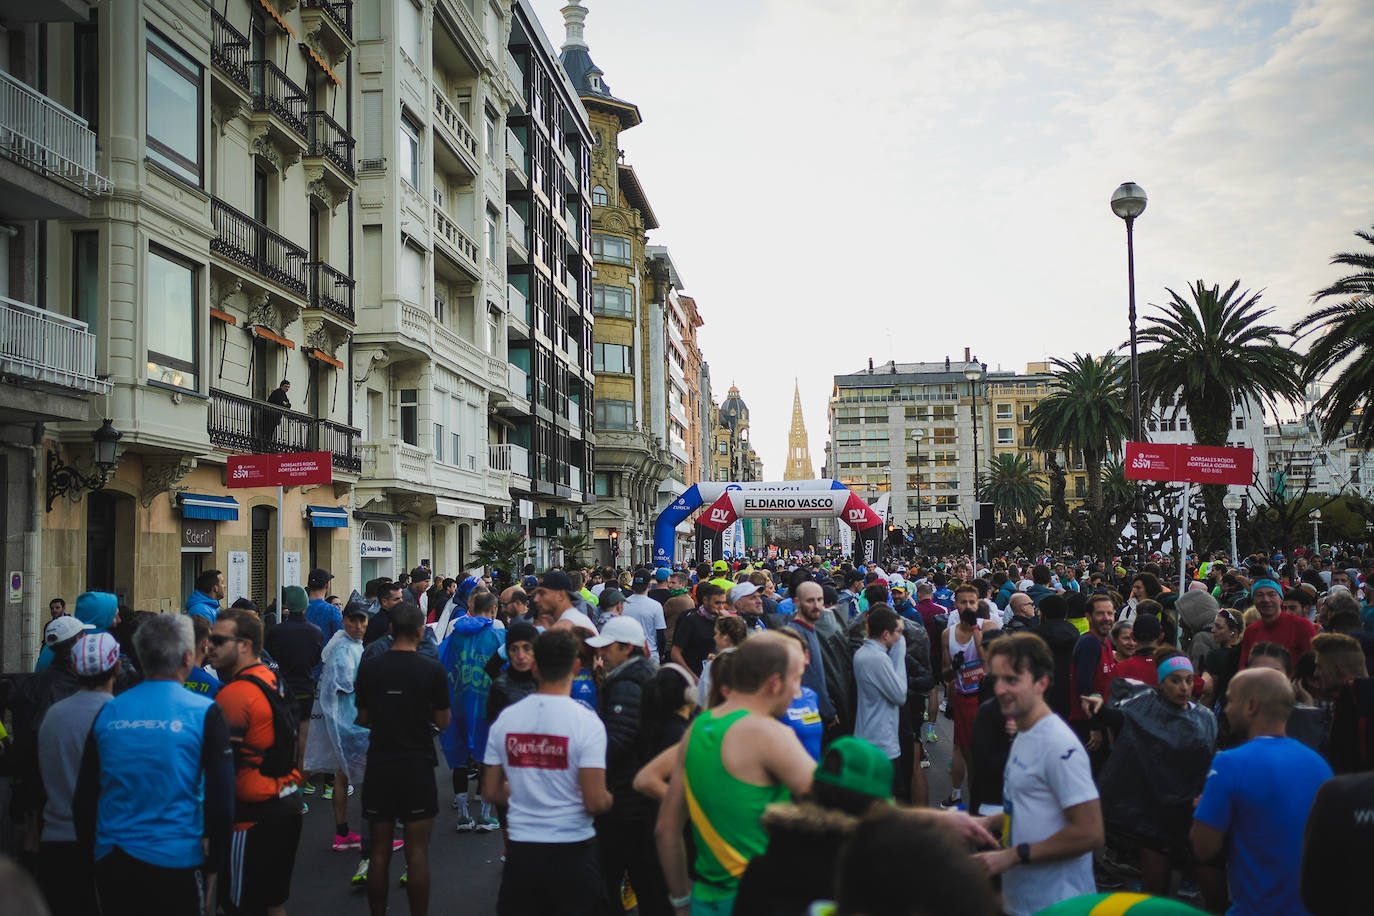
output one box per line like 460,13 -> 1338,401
1310,509 -> 1321,554
1112,181 -> 1148,567
965,363 -> 985,564
46,418 -> 123,511
1222,493 -> 1242,564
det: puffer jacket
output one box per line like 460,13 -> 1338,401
733,801 -> 860,916
184,588 -> 221,622
599,654 -> 657,821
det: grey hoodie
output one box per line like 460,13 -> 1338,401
853,636 -> 907,759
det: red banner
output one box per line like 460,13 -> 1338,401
228,451 -> 334,488
697,493 -> 738,531
1123,443 -> 1252,486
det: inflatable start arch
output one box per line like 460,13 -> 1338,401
654,479 -> 885,566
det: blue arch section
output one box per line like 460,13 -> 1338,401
653,480 -> 850,567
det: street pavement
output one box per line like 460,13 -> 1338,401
290,714 -> 960,915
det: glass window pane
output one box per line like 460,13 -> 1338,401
146,249 -> 196,389
146,33 -> 201,184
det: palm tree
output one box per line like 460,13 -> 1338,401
473,528 -> 531,578
1295,225 -> 1374,446
1028,352 -> 1131,516
555,532 -> 590,568
980,452 -> 1045,524
1137,279 -> 1301,447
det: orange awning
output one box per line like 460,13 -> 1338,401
305,347 -> 342,369
301,44 -> 341,87
256,0 -> 295,36
210,308 -> 238,326
251,324 -> 296,349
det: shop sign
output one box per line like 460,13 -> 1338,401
181,519 -> 216,550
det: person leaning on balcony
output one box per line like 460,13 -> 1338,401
264,379 -> 291,444
268,379 -> 292,410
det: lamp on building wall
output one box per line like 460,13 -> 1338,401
1111,181 -> 1147,567
46,418 -> 123,511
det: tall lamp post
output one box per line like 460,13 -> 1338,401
1310,509 -> 1321,554
1222,493 -> 1242,565
1111,181 -> 1148,567
911,428 -> 925,550
965,364 -> 985,564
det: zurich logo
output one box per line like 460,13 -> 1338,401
725,484 -> 741,491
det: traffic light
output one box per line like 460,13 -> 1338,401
609,529 -> 620,555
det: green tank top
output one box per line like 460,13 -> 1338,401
683,708 -> 790,902
1033,893 -> 1209,916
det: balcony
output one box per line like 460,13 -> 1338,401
360,440 -> 432,487
299,0 -> 353,59
306,261 -> 355,323
0,296 -> 110,394
210,10 -> 250,92
506,285 -> 529,336
505,128 -> 527,187
433,205 -> 481,279
0,68 -> 111,216
489,442 -> 530,479
208,389 -> 360,472
211,198 -> 308,297
432,88 -> 479,177
246,60 -> 308,163
304,111 -> 356,197
506,206 -> 528,264
504,52 -> 524,93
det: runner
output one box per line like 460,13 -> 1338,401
439,587 -> 505,832
355,601 -> 451,916
940,584 -> 986,809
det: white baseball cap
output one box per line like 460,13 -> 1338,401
585,615 -> 647,648
727,582 -> 759,604
44,615 -> 91,648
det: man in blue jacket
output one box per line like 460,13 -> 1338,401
184,568 -> 226,622
439,588 -> 504,832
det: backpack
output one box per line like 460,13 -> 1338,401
233,670 -> 299,779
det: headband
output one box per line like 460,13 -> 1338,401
1251,578 -> 1282,596
1157,655 -> 1194,680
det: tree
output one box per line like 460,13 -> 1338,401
473,528 -> 531,579
1137,279 -> 1302,547
1028,353 -> 1131,517
1295,225 -> 1374,447
980,452 -> 1046,524
555,532 -> 590,568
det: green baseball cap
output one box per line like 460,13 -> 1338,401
813,736 -> 893,801
282,585 -> 308,613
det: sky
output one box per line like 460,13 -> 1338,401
532,0 -> 1374,479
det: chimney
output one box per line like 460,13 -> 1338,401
964,347 -> 971,362
944,356 -> 950,371
889,360 -> 897,374
868,357 -> 874,373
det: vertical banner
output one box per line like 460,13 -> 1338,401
694,521 -> 722,565
226,551 -> 249,606
283,551 -> 301,588
856,527 -> 883,567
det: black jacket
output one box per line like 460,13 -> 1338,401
599,654 -> 657,821
1004,614 -> 1038,634
263,614 -> 323,697
1037,619 -> 1081,720
486,663 -> 537,722
734,802 -> 859,916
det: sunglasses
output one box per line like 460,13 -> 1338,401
208,633 -> 245,647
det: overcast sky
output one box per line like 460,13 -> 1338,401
533,0 -> 1373,479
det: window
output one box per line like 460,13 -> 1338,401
485,112 -> 498,162
932,405 -> 955,421
400,389 -> 418,445
996,427 -> 1014,445
905,453 -> 928,468
1074,476 -> 1087,499
1178,417 -> 1189,430
931,450 -> 957,467
596,399 -> 634,430
593,284 -> 632,317
1160,418 -> 1175,432
399,243 -> 423,304
594,472 -> 613,497
146,247 -> 198,390
486,208 -> 500,263
1021,404 -> 1032,422
592,185 -> 608,206
935,495 -> 958,511
146,30 -> 202,185
398,0 -> 420,61
74,14 -> 99,131
592,233 -> 631,265
593,342 -> 633,374
1235,416 -> 1245,430
72,231 -> 99,328
995,403 -> 1012,420
933,427 -> 956,446
399,113 -> 420,188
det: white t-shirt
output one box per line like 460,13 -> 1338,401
622,594 -> 667,653
1001,711 -> 1099,916
484,694 -> 607,842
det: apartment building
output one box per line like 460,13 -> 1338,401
679,293 -> 706,487
829,358 -> 983,534
558,2 -> 675,566
6,0 -> 363,667
1,0 -> 113,668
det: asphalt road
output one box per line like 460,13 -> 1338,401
289,715 -> 960,915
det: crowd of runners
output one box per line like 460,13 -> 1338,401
3,547 -> 1373,916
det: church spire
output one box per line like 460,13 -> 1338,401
561,1 -> 588,51
784,380 -> 816,481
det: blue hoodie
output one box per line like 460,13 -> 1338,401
438,615 -> 504,769
184,589 -> 221,623
34,591 -> 113,671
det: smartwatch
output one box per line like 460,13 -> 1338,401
1016,842 -> 1032,864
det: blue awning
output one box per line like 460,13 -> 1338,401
307,505 -> 349,528
180,493 -> 240,521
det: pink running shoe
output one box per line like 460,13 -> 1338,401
332,832 -> 362,852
